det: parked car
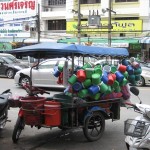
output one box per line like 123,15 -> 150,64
135,66 -> 150,87
14,58 -> 83,88
0,54 -> 29,79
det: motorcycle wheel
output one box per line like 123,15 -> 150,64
83,112 -> 105,142
12,116 -> 25,143
0,109 -> 8,129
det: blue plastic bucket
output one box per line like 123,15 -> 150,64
88,85 -> 100,95
127,65 -> 134,75
115,71 -> 124,82
72,82 -> 83,92
101,75 -> 108,84
53,68 -> 61,77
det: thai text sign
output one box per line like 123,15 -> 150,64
0,0 -> 37,37
67,20 -> 142,33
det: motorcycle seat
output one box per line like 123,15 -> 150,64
0,95 -> 9,106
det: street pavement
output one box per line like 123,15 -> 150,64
0,78 -> 150,150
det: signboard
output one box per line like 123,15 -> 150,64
67,20 -> 143,33
0,0 -> 37,38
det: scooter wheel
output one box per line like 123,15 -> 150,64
12,116 -> 25,143
83,112 -> 105,142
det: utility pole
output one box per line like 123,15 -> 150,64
108,0 -> 112,47
37,3 -> 40,43
77,0 -> 81,45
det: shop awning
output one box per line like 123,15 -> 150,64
58,37 -> 139,47
139,37 -> 150,44
0,38 -> 26,43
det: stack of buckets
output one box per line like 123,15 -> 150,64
65,58 -> 142,101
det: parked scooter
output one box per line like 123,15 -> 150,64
0,89 -> 12,129
124,86 -> 150,150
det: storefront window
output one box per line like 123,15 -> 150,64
115,0 -> 138,2
48,0 -> 66,6
48,20 -> 66,30
81,0 -> 101,4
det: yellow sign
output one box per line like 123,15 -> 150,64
67,20 -> 142,33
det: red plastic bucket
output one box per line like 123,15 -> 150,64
44,101 -> 61,126
20,96 -> 46,125
77,69 -> 86,82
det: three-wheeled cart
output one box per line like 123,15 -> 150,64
7,42 -> 129,143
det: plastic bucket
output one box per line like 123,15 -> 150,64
94,67 -> 102,76
58,64 -> 64,72
92,73 -> 101,85
103,65 -> 111,73
82,62 -> 92,70
78,89 -> 88,98
82,79 -> 92,88
115,71 -> 124,82
111,73 -> 116,80
101,75 -> 108,84
120,78 -> 128,86
107,74 -> 115,85
53,68 -> 61,77
118,65 -> 127,73
132,61 -> 140,69
123,71 -> 129,79
111,65 -> 117,73
77,69 -> 86,82
20,96 -> 46,125
134,67 -> 142,75
99,82 -> 108,93
135,75 -> 141,81
72,82 -> 83,92
90,93 -> 101,100
88,85 -> 100,95
112,80 -> 119,89
44,101 -> 61,126
114,85 -> 121,92
122,59 -> 129,66
127,65 -> 134,75
68,74 -> 77,85
128,75 -> 136,85
105,86 -> 113,94
85,68 -> 94,79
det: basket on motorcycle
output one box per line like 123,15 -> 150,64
20,96 -> 46,125
124,119 -> 150,137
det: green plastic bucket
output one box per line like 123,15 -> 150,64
105,86 -> 112,94
58,64 -> 64,72
68,74 -> 77,85
94,64 -> 102,69
123,71 -> 129,79
94,67 -> 102,76
85,68 -> 94,79
111,65 -> 117,73
92,73 -> 101,85
112,80 -> 119,89
53,93 -> 72,126
120,78 -> 128,86
114,85 -> 121,92
78,89 -> 88,98
90,93 -> 101,100
134,68 -> 142,75
82,79 -> 92,88
128,74 -> 136,85
135,75 -> 141,81
99,82 -> 108,93
82,62 -> 92,70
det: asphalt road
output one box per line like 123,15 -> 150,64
0,78 -> 150,150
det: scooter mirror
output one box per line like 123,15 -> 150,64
130,86 -> 139,96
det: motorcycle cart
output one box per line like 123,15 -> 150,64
7,42 -> 129,143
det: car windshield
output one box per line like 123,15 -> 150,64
2,56 -> 18,64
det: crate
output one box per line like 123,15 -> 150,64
124,119 -> 150,137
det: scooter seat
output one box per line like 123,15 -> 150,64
0,95 -> 9,106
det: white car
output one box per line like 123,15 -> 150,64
14,58 -> 82,88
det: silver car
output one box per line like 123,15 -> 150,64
14,58 -> 82,88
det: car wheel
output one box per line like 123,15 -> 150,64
19,76 -> 31,86
135,76 -> 145,87
6,69 -> 15,79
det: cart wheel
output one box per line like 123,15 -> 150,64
12,116 -> 25,143
83,112 -> 105,142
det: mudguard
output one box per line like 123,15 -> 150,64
83,106 -> 107,123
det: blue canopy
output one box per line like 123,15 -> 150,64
7,42 -> 129,58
